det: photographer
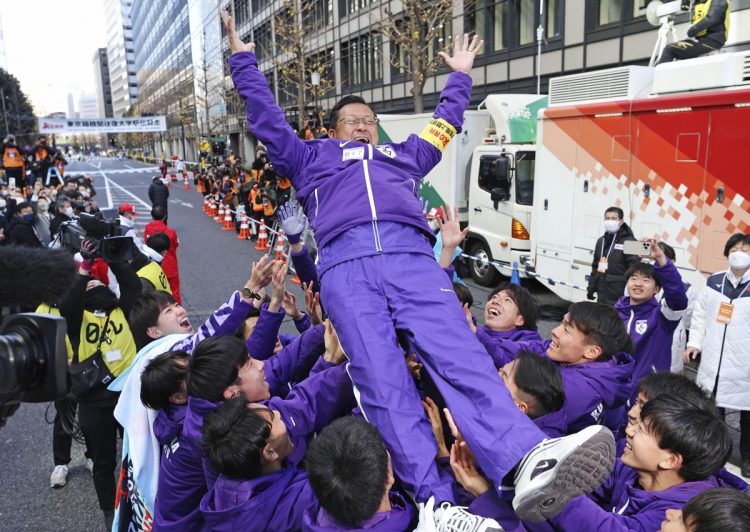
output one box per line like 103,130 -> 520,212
57,239 -> 142,529
50,198 -> 75,238
28,135 -> 57,188
1,134 -> 26,186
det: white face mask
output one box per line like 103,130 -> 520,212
0,199 -> 6,209
728,251 -> 750,270
64,207 -> 74,217
604,220 -> 620,234
38,202 -> 49,212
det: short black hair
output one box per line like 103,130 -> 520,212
658,241 -> 676,262
328,95 -> 369,129
15,201 -> 31,211
129,290 -> 177,349
306,417 -> 389,528
637,372 -> 716,415
487,282 -> 539,331
151,206 -> 167,220
567,301 -> 633,360
453,282 -> 473,308
201,396 -> 271,479
187,336 -> 249,402
140,351 -> 189,410
640,395 -> 731,482
724,233 -> 750,257
513,350 -> 565,419
683,488 -> 750,532
146,232 -> 171,254
624,262 -> 662,290
605,206 -> 624,220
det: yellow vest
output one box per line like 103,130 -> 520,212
79,308 -> 136,377
35,303 -> 74,360
137,261 -> 172,294
693,0 -> 730,39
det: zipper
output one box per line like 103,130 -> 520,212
626,309 -> 634,334
314,188 -> 319,219
362,159 -> 382,252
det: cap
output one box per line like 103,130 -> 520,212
119,203 -> 136,215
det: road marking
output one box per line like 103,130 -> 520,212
103,172 -> 114,209
102,173 -> 152,211
83,167 -> 160,175
169,199 -> 194,208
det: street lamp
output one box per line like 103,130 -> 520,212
310,71 -> 321,125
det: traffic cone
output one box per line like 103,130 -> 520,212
183,174 -> 190,190
209,199 -> 217,218
255,219 -> 269,251
223,207 -> 234,231
171,172 -> 178,182
510,261 -> 521,286
215,203 -> 224,223
274,230 -> 287,262
238,212 -> 250,240
290,272 -> 302,285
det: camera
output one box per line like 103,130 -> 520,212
58,213 -> 133,263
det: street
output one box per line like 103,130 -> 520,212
0,157 -> 745,531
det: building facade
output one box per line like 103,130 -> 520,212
93,48 -> 114,118
105,0 -> 138,117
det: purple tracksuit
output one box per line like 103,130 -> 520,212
230,51 -> 547,505
475,327 -> 544,368
291,243 -> 320,293
246,303 -> 285,361
199,365 -> 355,531
264,323 -> 325,398
153,403 -> 187,448
614,259 -> 687,401
302,491 -> 416,531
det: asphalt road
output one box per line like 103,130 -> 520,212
0,157 -> 745,531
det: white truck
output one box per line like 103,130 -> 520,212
378,93 -> 548,286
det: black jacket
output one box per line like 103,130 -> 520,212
7,217 -> 43,247
588,222 -> 640,305
148,178 -> 169,208
49,213 -> 72,237
689,0 -> 729,45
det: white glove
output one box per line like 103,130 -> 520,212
414,496 -> 437,532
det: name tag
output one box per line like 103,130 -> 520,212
614,244 -> 624,250
105,349 -> 122,362
342,147 -> 365,161
597,257 -> 609,273
717,302 -> 734,325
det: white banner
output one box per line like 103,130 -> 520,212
38,116 -> 167,133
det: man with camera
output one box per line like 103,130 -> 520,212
28,135 -> 58,188
657,0 -> 729,64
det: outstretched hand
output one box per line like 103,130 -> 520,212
278,200 -> 306,244
439,34 -> 484,74
221,11 -> 256,54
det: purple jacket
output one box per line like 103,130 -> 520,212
200,365 -> 355,531
246,303 -> 285,361
153,396 -> 219,531
153,403 -> 187,447
475,327 -> 544,368
264,323 -> 325,398
228,52 -> 470,257
532,406 -> 568,438
291,244 -> 320,293
614,260 -> 687,399
302,491 -> 416,531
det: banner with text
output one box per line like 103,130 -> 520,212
38,116 -> 167,134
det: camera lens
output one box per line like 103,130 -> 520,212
0,322 -> 44,394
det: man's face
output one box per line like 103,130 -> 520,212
628,391 -> 649,428
497,359 -> 526,414
18,206 -> 33,218
547,313 -> 597,364
604,211 -> 622,223
627,271 -> 659,305
484,290 -> 525,331
251,405 -> 294,461
660,509 -> 689,532
622,417 -> 672,473
329,103 -> 379,145
152,302 -> 193,337
122,212 -> 135,221
64,183 -> 75,193
235,357 -> 270,401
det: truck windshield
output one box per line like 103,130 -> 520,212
515,151 -> 535,206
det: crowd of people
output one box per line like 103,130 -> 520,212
2,8 -> 750,532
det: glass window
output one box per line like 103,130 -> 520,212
519,0 -> 535,45
597,0 -> 622,26
341,33 -> 382,88
546,0 -> 560,38
515,151 -> 535,206
478,155 -> 510,194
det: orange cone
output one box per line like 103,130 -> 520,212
238,212 -> 250,240
223,207 -> 234,231
171,172 -> 178,182
183,174 -> 190,190
274,230 -> 287,262
255,219 -> 269,251
215,203 -> 224,223
290,273 -> 302,285
209,199 -> 217,218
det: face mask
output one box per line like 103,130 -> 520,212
64,207 -> 74,217
22,213 -> 34,223
80,190 -> 90,198
38,203 -> 49,212
0,199 -> 6,209
604,220 -> 620,234
728,251 -> 750,270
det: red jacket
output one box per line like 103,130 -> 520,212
144,220 -> 181,303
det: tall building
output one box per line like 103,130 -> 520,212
106,0 -> 138,117
131,0 -> 196,159
67,93 -> 78,119
78,94 -> 99,119
93,48 -> 114,118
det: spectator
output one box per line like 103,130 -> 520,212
33,195 -> 53,246
148,175 -> 170,221
1,134 -> 26,186
145,206 -> 181,303
587,206 -> 639,305
658,0 -> 729,64
662,488 -> 750,531
28,135 -> 57,187
49,197 -> 75,237
7,201 -> 43,247
684,233 -> 750,477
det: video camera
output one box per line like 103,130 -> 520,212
58,212 -> 133,263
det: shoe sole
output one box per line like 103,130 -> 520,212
513,426 -> 615,523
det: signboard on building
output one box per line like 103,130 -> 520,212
38,116 -> 167,133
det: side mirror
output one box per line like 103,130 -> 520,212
493,156 -> 509,183
491,187 -> 510,208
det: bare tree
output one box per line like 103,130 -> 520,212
375,0 -> 454,112
195,30 -> 226,138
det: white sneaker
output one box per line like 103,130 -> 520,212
50,465 -> 69,488
512,424 -> 615,523
85,458 -> 94,474
433,501 -> 503,532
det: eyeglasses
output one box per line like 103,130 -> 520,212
337,116 -> 379,126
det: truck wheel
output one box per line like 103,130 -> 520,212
469,241 -> 501,287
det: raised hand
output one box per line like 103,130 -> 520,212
278,200 -> 306,245
282,290 -> 303,320
438,34 -> 484,74
438,203 -> 469,250
220,11 -> 256,54
423,397 -> 449,458
303,282 -> 323,326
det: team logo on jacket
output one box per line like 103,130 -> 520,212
375,145 -> 396,158
635,320 -> 648,335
